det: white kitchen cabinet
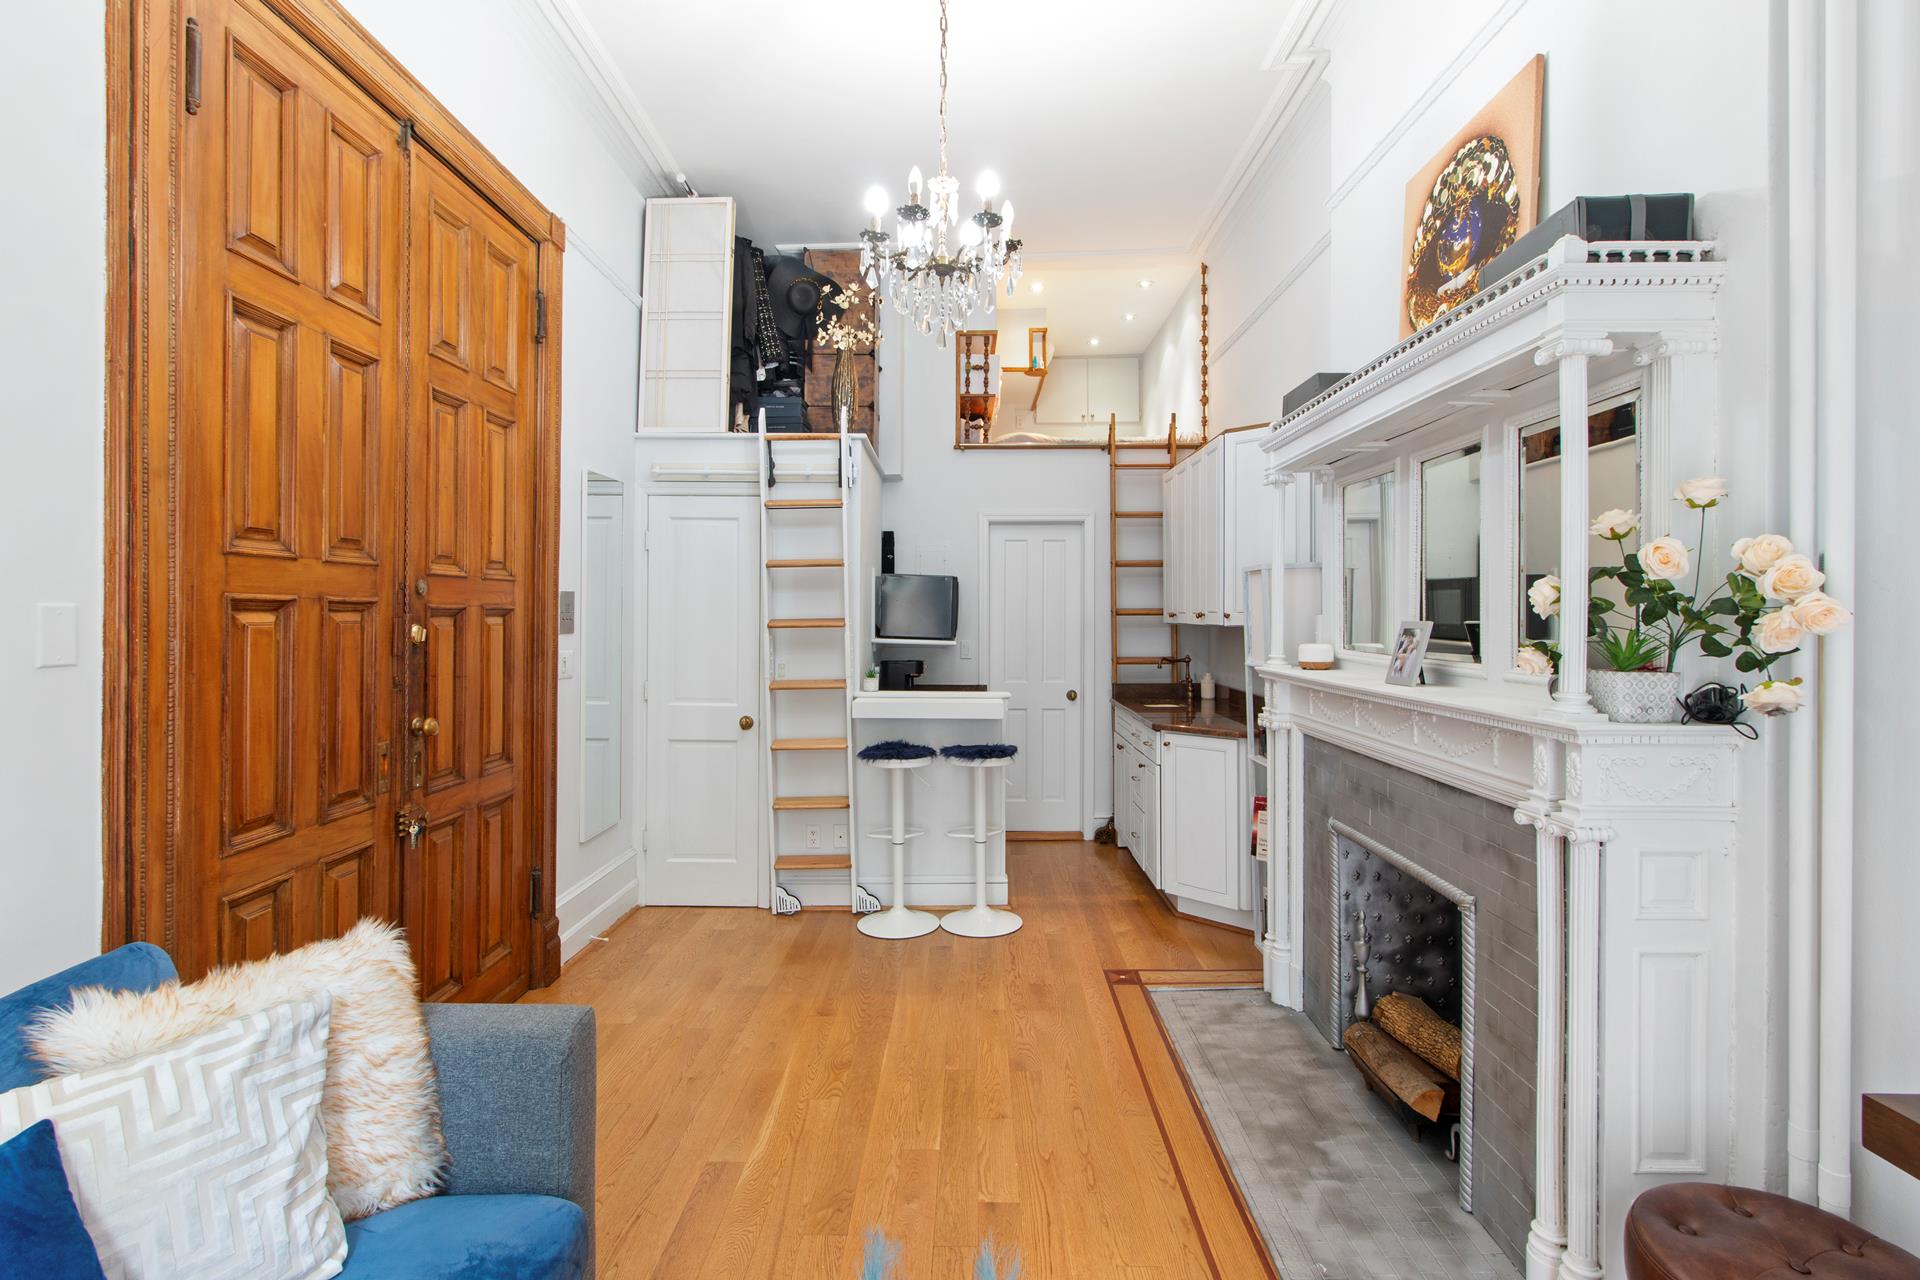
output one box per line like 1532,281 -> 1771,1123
1157,731 -> 1245,910
1162,429 -> 1266,625
1033,356 -> 1140,429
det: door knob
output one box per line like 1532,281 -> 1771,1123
408,623 -> 428,645
1066,689 -> 1078,701
410,716 -> 440,737
739,715 -> 755,731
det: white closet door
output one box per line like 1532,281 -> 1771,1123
644,495 -> 762,905
581,480 -> 625,840
988,521 -> 1086,834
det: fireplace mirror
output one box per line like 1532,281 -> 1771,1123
1516,394 -> 1642,656
1341,472 -> 1395,651
1419,443 -> 1483,661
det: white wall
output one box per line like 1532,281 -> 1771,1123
1849,0 -> 1920,1248
0,0 -> 655,991
877,318 -> 1120,825
1138,271 -> 1203,439
0,2 -> 109,992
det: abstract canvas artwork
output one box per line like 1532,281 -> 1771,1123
1400,55 -> 1545,336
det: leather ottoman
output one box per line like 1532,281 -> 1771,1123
1626,1183 -> 1920,1278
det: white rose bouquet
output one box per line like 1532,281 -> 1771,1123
1531,478 -> 1851,718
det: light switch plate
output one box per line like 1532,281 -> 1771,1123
558,649 -> 576,679
35,603 -> 77,668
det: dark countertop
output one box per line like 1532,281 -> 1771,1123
1112,683 -> 1255,741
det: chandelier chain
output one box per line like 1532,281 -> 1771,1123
937,0 -> 950,175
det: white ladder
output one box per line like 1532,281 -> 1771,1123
757,428 -> 864,915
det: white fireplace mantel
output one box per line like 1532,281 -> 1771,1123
1256,664 -> 1747,1280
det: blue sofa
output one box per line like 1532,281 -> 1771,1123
0,944 -> 596,1280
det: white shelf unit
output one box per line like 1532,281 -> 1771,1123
638,197 -> 734,432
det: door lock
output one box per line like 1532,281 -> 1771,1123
408,623 -> 428,645
1066,689 -> 1077,701
395,809 -> 429,848
410,715 -> 440,737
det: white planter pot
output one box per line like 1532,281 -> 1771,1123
1589,669 -> 1683,723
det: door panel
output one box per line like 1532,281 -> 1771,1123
988,522 -> 1085,833
403,148 -> 540,1003
645,497 -> 761,905
177,0 -> 406,980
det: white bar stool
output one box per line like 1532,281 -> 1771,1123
856,741 -> 940,940
939,744 -> 1023,938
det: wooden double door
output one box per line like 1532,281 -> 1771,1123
124,0 -> 555,999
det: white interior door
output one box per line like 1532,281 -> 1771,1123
987,521 -> 1085,834
581,477 -> 625,840
645,495 -> 762,905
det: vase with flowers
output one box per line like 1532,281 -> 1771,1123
814,282 -> 879,432
1517,477 -> 1852,725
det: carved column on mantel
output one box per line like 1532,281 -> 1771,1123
1269,473 -> 1295,668
1536,335 -> 1615,719
1517,739 -> 1568,1280
1262,706 -> 1296,1007
1555,819 -> 1612,1280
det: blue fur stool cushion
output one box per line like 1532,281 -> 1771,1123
857,740 -> 937,762
940,743 -> 1018,761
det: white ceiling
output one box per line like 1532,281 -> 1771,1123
564,0 -> 1309,256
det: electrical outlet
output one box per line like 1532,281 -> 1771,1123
958,640 -> 972,660
558,650 -> 576,679
805,824 -> 823,850
832,824 -> 848,849
775,659 -> 788,679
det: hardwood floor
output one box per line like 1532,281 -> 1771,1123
526,839 -> 1264,1278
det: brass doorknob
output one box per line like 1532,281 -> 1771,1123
410,716 -> 440,737
739,715 -> 755,731
1066,689 -> 1078,701
408,623 -> 428,645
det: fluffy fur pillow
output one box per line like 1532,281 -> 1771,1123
29,920 -> 446,1220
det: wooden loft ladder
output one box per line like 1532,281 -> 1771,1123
1107,413 -> 1203,685
757,427 -> 864,916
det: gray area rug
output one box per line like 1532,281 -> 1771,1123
1148,986 -> 1516,1280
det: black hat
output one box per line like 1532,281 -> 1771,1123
764,256 -> 840,342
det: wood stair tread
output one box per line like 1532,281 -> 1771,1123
1113,608 -> 1164,617
772,795 -> 850,811
1114,559 -> 1165,568
775,853 -> 852,871
771,737 -> 849,751
1113,441 -> 1176,450
1116,656 -> 1176,665
768,617 -> 846,629
766,558 -> 844,568
764,498 -> 843,509
1114,463 -> 1172,470
763,433 -> 848,440
1113,511 -> 1163,519
769,678 -> 846,690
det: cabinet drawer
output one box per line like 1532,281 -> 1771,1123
1113,708 -> 1155,759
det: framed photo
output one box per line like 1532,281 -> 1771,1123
1384,621 -> 1434,686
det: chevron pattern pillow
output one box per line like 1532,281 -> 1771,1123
0,996 -> 346,1280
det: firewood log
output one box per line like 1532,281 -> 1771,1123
1343,1021 -> 1448,1121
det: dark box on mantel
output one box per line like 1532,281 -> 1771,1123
1282,371 -> 1351,418
1480,193 -> 1697,291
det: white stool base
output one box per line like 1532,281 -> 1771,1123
858,905 -> 940,939
940,904 -> 1023,938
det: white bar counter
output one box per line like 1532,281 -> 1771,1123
847,688 -> 1012,909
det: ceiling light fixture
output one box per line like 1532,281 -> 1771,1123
1030,281 -> 1044,294
1124,312 -> 1135,321
1137,279 -> 1153,289
856,0 -> 1021,347
1090,337 -> 1101,347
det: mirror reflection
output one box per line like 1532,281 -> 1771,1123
1518,398 -> 1641,650
1343,473 -> 1394,650
1421,444 -> 1482,660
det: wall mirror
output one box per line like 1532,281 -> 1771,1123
1342,472 -> 1394,651
1517,396 -> 1641,650
1420,444 -> 1482,660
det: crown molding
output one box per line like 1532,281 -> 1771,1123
519,0 -> 682,198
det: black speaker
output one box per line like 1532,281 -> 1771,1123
881,530 -> 896,574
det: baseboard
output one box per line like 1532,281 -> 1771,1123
780,871 -> 1009,910
1164,893 -> 1258,935
558,849 -> 639,962
1007,830 -> 1081,842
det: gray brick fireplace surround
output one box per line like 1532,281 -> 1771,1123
1304,737 -> 1540,1271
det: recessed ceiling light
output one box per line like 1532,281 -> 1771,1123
1124,312 -> 1135,321
1137,279 -> 1153,289
1030,281 -> 1044,294
1090,337 -> 1101,347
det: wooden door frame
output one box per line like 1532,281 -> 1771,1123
104,0 -> 565,986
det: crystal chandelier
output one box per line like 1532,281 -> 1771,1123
857,0 -> 1021,347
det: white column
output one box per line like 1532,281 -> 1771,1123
1535,337 -> 1614,716
1265,709 -> 1295,1007
1558,825 -> 1608,1280
1524,817 -> 1569,1280
1267,470 -> 1292,666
